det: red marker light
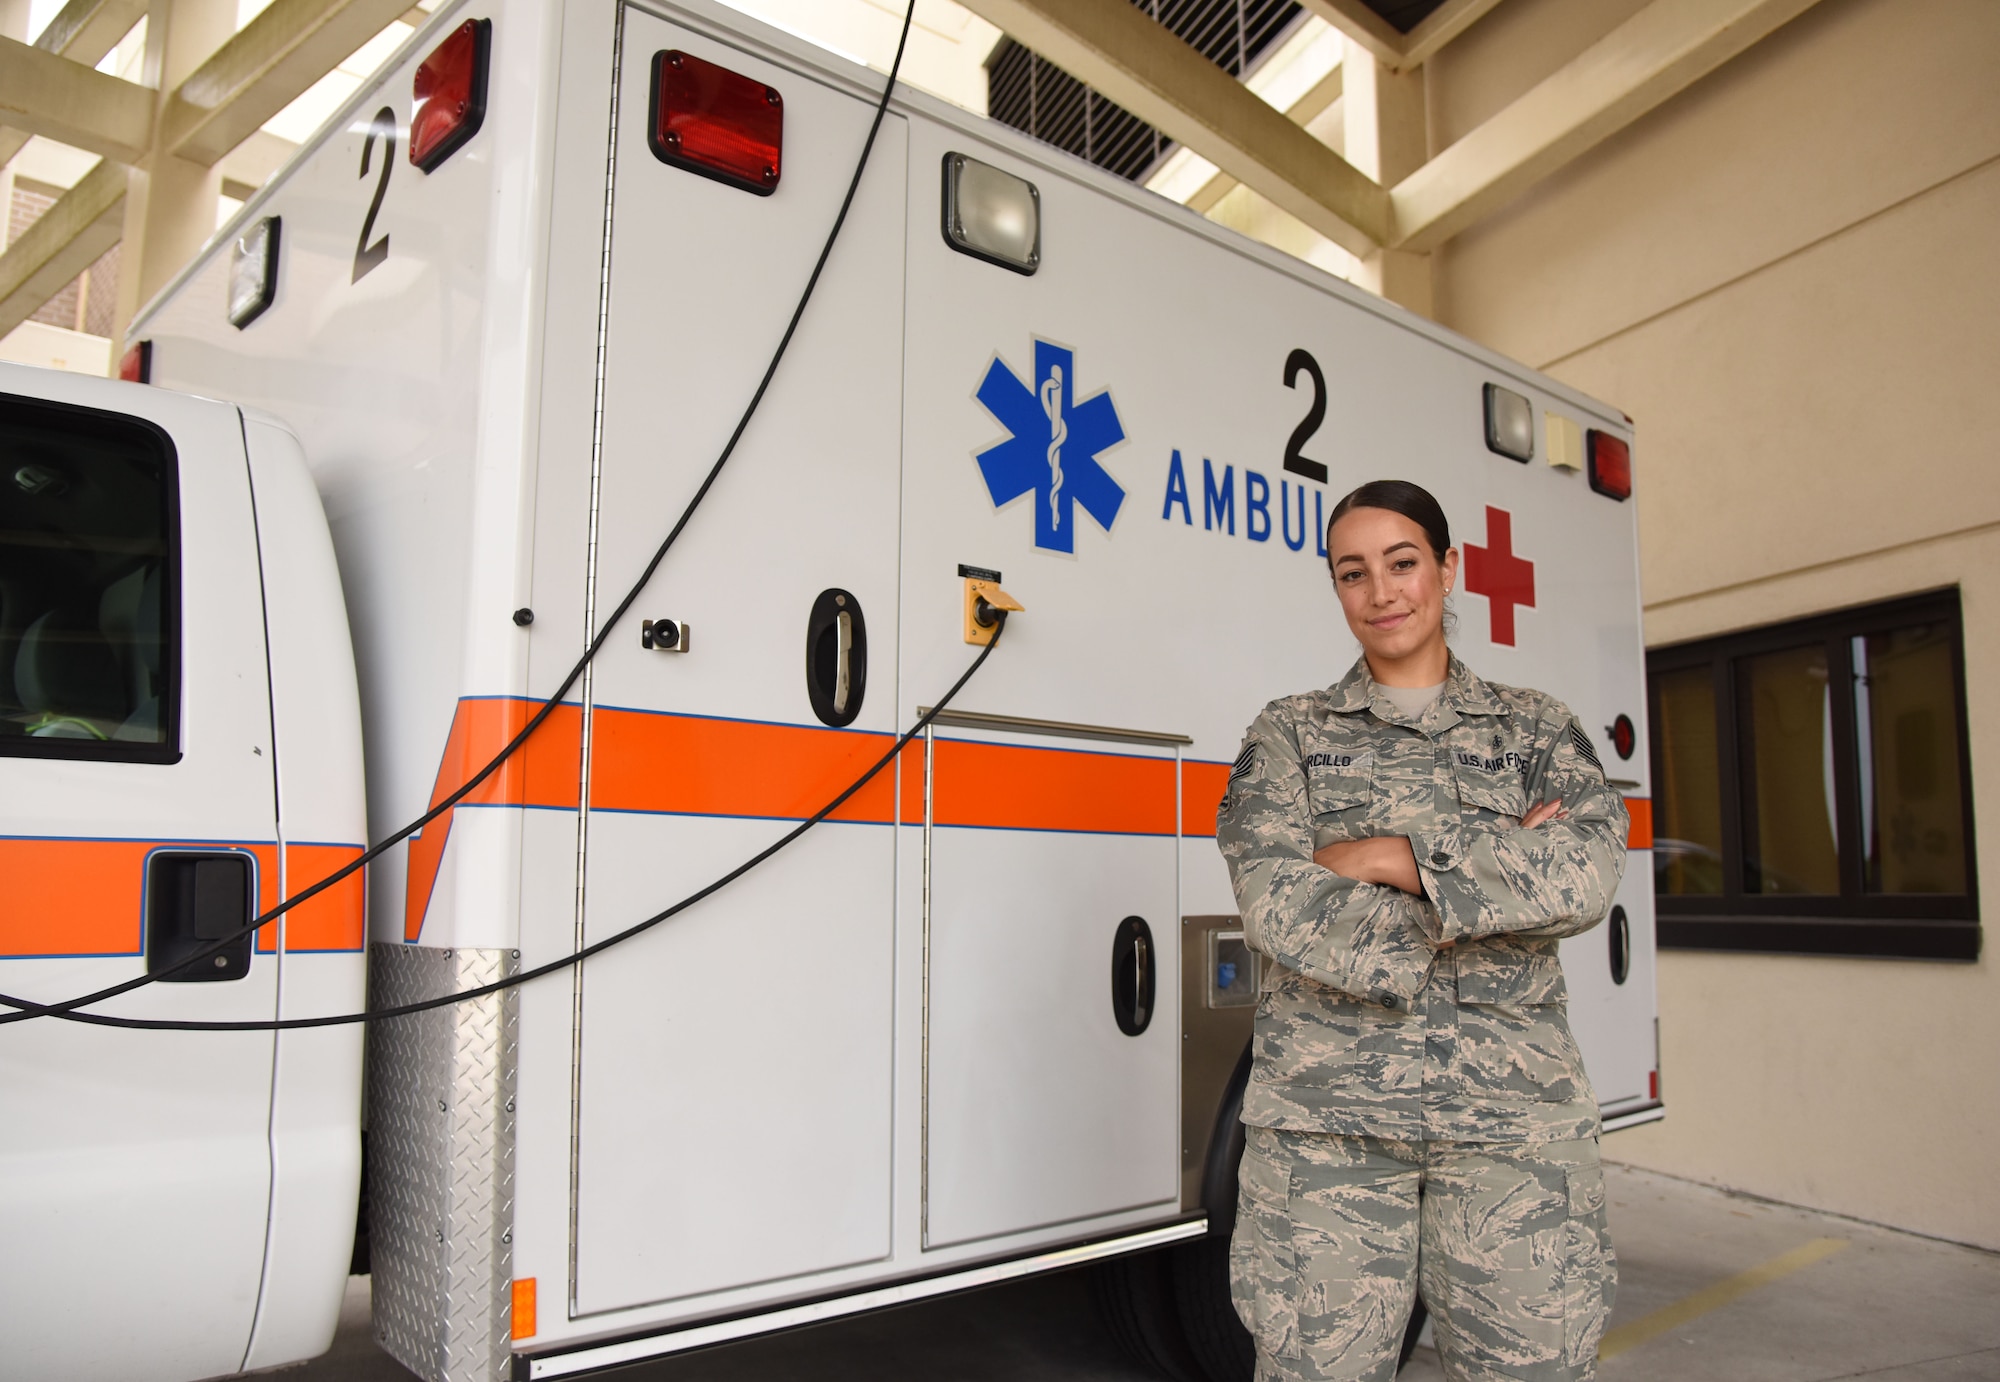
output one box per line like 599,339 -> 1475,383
1649,1070 -> 1659,1101
1609,713 -> 1636,761
119,340 -> 152,383
410,18 -> 492,173
649,50 -> 782,196
1587,430 -> 1632,501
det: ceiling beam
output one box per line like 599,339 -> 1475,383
32,0 -> 147,63
1389,0 -> 1826,251
1294,0 -> 1404,69
0,157 -> 125,338
1300,0 -> 1506,72
164,0 -> 414,166
1185,62 -> 1343,215
0,0 -> 149,169
1401,0 -> 1509,69
960,0 -> 1389,256
0,0 -> 411,334
0,33 -> 152,163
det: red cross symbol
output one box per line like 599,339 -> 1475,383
1463,505 -> 1536,646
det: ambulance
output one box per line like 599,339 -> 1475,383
0,1 -> 1662,1378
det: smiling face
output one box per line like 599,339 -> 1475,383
1327,505 -> 1459,685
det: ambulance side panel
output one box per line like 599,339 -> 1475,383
558,3 -> 912,1318
895,105 -> 1658,1121
240,414 -> 369,1369
133,0 -> 567,957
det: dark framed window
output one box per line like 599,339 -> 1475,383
0,391 -> 180,763
1649,591 -> 1977,960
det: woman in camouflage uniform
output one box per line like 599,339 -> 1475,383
1216,480 -> 1626,1382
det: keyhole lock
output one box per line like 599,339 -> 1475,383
642,618 -> 689,653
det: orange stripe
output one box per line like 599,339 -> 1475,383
929,737 -> 1176,834
3,838 -> 294,959
282,844 -> 366,951
590,712 -> 901,823
1182,761 -> 1230,838
403,699 -> 582,941
1,839 -> 154,956
1625,797 -> 1653,850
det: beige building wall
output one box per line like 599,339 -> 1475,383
1430,0 -> 2000,1248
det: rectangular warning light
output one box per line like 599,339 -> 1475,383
1588,430 -> 1633,501
227,216 -> 281,329
649,50 -> 782,195
1483,383 -> 1533,462
409,18 -> 491,173
942,152 -> 1040,274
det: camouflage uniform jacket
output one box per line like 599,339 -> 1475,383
1216,654 -> 1629,1144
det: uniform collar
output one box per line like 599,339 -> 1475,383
1326,653 -> 1505,723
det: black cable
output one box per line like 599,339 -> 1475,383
35,616 -> 1004,1032
0,2 -> 917,1027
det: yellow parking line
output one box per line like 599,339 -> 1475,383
1600,1237 -> 1849,1360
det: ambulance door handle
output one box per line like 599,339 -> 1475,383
1111,915 -> 1154,1036
145,852 -> 255,982
1131,935 -> 1150,1027
805,589 -> 866,728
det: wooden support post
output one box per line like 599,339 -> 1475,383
1342,39 -> 1432,316
111,0 -> 238,357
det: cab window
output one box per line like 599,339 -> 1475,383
0,393 -> 178,762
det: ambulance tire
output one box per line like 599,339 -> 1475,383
1171,1037 -> 1253,1382
1088,1247 -> 1206,1382
1168,1233 -> 1251,1381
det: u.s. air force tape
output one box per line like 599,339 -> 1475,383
1230,742 -> 1257,782
1568,722 -> 1603,771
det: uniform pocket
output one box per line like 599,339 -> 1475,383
1453,996 -> 1588,1104
1455,939 -> 1569,1005
1562,1162 -> 1616,1367
1454,772 -> 1528,820
1303,744 -> 1373,821
1230,1132 -> 1302,1360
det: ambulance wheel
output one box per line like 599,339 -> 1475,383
1168,1232 -> 1251,1381
1088,1247 -> 1206,1382
1169,1040 -> 1255,1381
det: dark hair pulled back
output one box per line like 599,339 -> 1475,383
1325,479 -> 1452,572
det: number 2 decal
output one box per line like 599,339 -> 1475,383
352,106 -> 396,284
1283,348 -> 1329,484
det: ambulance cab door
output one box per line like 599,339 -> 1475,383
566,13 -> 909,1314
0,377 -> 281,1381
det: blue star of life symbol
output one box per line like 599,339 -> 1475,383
974,340 -> 1126,554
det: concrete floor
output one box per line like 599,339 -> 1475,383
292,1163 -> 2000,1381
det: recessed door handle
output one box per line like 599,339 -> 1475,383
147,852 -> 253,982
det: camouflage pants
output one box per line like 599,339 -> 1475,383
1230,1126 -> 1615,1382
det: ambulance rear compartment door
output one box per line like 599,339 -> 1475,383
920,719 -> 1181,1249
0,379 -> 280,1381
569,10 -> 908,1316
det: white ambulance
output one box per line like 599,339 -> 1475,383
0,1 -> 1661,1378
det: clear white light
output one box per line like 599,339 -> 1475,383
945,154 -> 1040,274
228,216 -> 279,329
1484,384 -> 1534,462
